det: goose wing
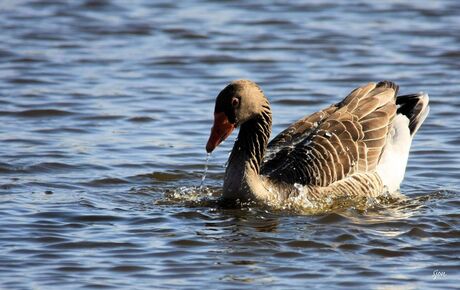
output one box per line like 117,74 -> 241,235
261,81 -> 398,187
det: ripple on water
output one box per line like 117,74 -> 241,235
285,240 -> 331,249
126,116 -> 157,123
84,177 -> 131,187
47,241 -> 139,250
14,109 -> 76,117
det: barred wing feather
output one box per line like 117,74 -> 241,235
261,81 -> 398,187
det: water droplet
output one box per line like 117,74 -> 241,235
294,183 -> 303,192
199,152 -> 211,189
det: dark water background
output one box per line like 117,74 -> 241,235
1,0 -> 459,289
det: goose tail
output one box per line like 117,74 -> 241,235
376,92 -> 429,192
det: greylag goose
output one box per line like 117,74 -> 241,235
206,80 -> 429,208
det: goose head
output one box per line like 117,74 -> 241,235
206,80 -> 267,153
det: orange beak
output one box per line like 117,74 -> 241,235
206,112 -> 235,153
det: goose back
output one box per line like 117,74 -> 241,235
261,81 -> 398,187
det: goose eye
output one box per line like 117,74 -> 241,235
231,97 -> 240,108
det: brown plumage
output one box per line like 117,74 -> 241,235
262,81 -> 397,186
206,80 -> 429,208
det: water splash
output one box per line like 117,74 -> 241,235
199,152 -> 211,189
159,185 -> 220,207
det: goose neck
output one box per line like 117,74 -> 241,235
223,108 -> 272,200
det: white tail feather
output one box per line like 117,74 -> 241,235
376,114 -> 412,192
377,92 -> 430,192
